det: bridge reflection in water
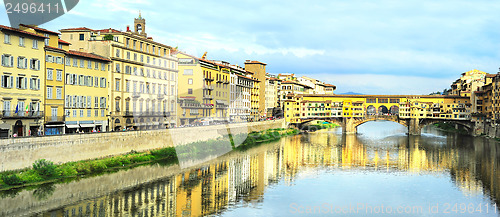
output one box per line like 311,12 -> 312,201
0,126 -> 498,216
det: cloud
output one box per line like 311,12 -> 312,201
1,0 -> 498,95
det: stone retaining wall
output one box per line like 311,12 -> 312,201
0,119 -> 285,172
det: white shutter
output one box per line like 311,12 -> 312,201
9,76 -> 13,88
17,57 -> 20,68
1,76 -> 4,88
23,78 -> 27,89
88,96 -> 91,108
37,60 -> 40,70
15,77 -> 19,89
37,79 -> 40,90
10,56 -> 13,67
24,58 -> 27,69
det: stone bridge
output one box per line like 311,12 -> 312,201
301,115 -> 476,136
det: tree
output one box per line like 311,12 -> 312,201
103,34 -> 114,41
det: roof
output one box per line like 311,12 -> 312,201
281,81 -> 312,88
58,39 -> 71,45
67,50 -> 111,62
60,27 -> 94,32
245,60 -> 267,65
0,25 -> 48,39
45,46 -> 66,53
19,24 -> 59,35
301,94 -> 470,99
96,28 -> 122,33
486,74 -> 497,78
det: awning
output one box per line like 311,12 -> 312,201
216,100 -> 228,105
45,124 -> 65,127
80,124 -> 95,128
66,124 -> 80,128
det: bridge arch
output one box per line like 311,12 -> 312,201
353,116 -> 408,129
367,105 -> 376,115
389,106 -> 399,115
378,106 -> 389,115
418,119 -> 473,134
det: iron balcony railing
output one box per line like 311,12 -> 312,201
2,110 -> 43,118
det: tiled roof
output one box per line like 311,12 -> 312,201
58,39 -> 71,45
67,50 -> 111,62
96,28 -> 122,33
60,27 -> 94,31
0,25 -> 48,39
245,60 -> 267,65
45,46 -> 66,52
19,24 -> 59,35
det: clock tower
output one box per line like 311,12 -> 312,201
134,11 -> 147,37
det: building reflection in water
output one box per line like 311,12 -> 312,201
18,127 -> 500,216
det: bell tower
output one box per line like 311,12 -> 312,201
134,11 -> 147,37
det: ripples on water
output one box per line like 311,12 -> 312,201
0,121 -> 498,217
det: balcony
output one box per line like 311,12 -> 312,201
203,85 -> 214,90
157,94 -> 165,99
132,92 -> 141,98
2,110 -> 43,119
203,94 -> 213,99
45,116 -> 65,122
204,77 -> 214,81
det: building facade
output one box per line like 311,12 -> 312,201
0,25 -> 45,137
60,14 -> 178,131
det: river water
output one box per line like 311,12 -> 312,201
0,121 -> 498,217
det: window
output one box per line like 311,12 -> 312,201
188,78 -> 193,85
127,52 -> 130,60
95,77 -> 99,87
80,110 -> 84,117
73,110 -> 77,117
115,100 -> 120,111
140,55 -> 144,62
73,58 -> 78,67
30,59 -> 40,70
95,62 -> 99,69
56,57 -> 63,64
44,34 -> 49,46
33,39 -> 38,49
79,34 -> 84,41
101,63 -> 106,71
100,77 -> 106,88
19,37 -> 24,46
65,57 -> 71,66
115,79 -> 120,91
46,55 -> 54,63
58,44 -> 62,49
184,69 -> 193,75
56,70 -> 62,81
134,53 -> 137,61
147,56 -> 150,64
4,34 -> 10,44
16,76 -> 27,89
126,80 -> 130,92
95,97 -> 99,108
88,60 -> 92,69
171,73 -> 175,81
116,49 -> 120,58
2,54 -> 13,67
29,77 -> 40,90
56,87 -> 62,99
188,88 -> 193,94
80,59 -> 84,68
47,86 -> 53,99
17,57 -> 27,69
47,69 -> 53,80
1,75 -> 13,88
79,75 -> 84,85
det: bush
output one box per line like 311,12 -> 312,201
2,174 -> 24,186
74,162 -> 91,175
18,170 -> 43,183
57,165 -> 77,177
33,159 -> 57,179
90,161 -> 107,173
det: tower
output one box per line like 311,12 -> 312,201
134,11 -> 147,37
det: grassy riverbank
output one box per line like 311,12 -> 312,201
0,128 -> 298,190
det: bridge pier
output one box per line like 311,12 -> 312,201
408,118 -> 421,136
343,118 -> 357,134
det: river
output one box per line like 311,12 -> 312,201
0,121 -> 498,216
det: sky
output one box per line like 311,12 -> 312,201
1,0 -> 500,94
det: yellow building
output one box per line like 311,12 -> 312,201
64,50 -> 111,133
284,94 -> 471,124
176,53 -> 230,125
60,14 -> 178,131
0,25 -> 45,137
19,24 -> 69,135
245,60 -> 267,119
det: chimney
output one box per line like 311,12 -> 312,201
126,25 -> 130,32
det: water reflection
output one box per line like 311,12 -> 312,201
0,122 -> 498,216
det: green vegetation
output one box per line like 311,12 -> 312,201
304,123 -> 339,132
102,34 -> 114,40
433,122 -> 468,135
0,128 -> 298,190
